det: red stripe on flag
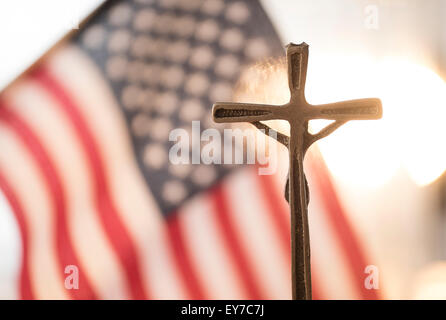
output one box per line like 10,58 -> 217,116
308,151 -> 380,299
0,170 -> 34,299
32,68 -> 148,300
166,213 -> 206,299
0,104 -> 97,299
255,170 -> 324,300
210,184 -> 265,300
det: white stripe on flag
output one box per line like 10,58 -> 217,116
0,125 -> 68,299
0,188 -> 21,299
179,194 -> 246,299
224,168 -> 291,299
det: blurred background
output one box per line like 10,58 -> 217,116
1,0 -> 446,300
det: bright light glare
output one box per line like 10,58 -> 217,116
306,55 -> 446,188
235,55 -> 446,188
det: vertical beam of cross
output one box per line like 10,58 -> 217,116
286,43 -> 313,300
213,42 -> 382,300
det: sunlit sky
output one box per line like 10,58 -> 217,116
0,0 -> 104,90
262,0 -> 446,188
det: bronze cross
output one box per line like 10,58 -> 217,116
212,42 -> 382,300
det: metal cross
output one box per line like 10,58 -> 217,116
212,42 -> 382,300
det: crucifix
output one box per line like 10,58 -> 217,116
212,43 -> 382,300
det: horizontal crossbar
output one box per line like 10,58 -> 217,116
308,98 -> 382,120
212,102 -> 287,123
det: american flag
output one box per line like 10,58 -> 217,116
0,0 -> 380,299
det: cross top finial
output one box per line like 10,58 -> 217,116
286,42 -> 308,101
212,43 -> 382,300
